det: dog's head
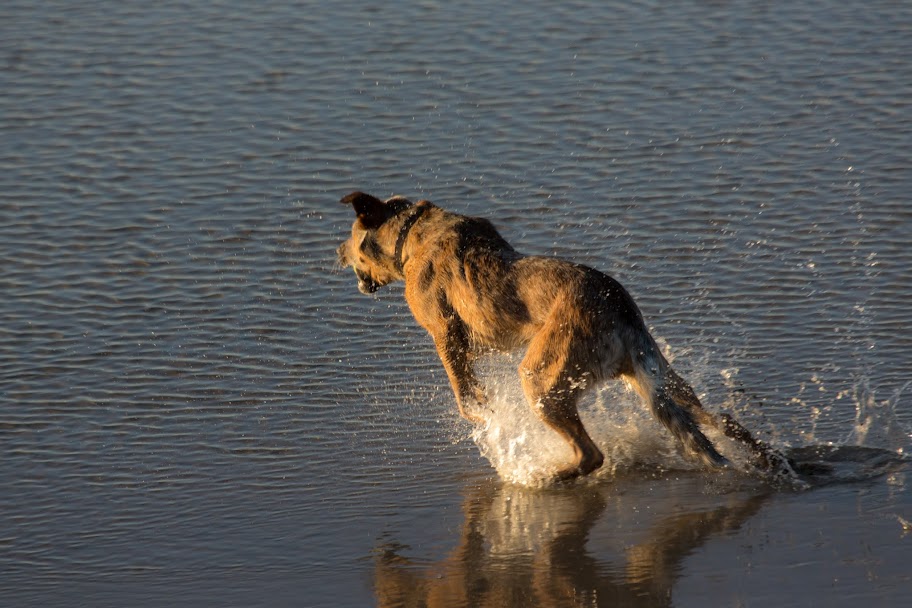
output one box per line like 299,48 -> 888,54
337,191 -> 414,295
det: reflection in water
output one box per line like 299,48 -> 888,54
373,477 -> 769,608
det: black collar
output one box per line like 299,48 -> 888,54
393,204 -> 429,274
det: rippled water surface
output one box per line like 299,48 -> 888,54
2,1 -> 911,606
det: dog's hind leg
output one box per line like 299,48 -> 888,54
626,343 -> 728,468
662,367 -> 792,473
524,381 -> 605,481
519,337 -> 604,481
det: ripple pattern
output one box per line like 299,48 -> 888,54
1,1 -> 911,606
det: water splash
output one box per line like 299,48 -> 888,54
847,376 -> 912,454
462,352 -> 909,488
469,353 -> 735,486
469,352 -> 578,485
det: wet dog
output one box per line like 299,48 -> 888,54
337,192 -> 783,480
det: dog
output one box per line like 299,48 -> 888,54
337,191 -> 784,480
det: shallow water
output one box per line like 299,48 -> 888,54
2,1 -> 911,606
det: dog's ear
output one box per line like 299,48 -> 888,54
385,195 -> 414,215
340,191 -> 391,230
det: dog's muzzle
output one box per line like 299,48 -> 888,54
356,270 -> 380,294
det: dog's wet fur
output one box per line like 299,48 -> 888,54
338,192 -> 787,480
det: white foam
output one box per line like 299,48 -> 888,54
469,353 -> 711,486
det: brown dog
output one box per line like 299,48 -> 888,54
337,192 -> 782,480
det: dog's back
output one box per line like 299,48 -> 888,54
403,205 -> 645,363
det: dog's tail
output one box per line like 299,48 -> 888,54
626,335 -> 729,468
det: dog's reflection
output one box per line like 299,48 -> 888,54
373,477 -> 768,607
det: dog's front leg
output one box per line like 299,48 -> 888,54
432,323 -> 488,425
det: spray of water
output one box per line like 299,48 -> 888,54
847,377 -> 912,454
458,349 -> 910,488
466,352 -> 758,486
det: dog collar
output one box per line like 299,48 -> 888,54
394,204 -> 429,274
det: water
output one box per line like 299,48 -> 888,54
1,1 -> 910,606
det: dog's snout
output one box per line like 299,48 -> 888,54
355,269 -> 379,294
